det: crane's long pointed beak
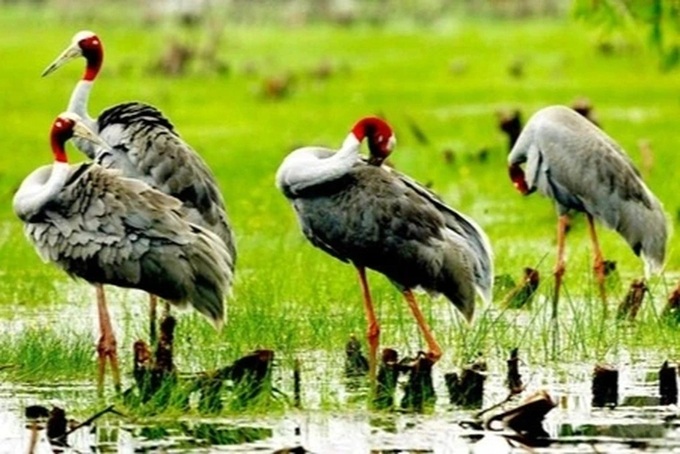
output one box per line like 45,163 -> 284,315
41,45 -> 82,77
72,121 -> 111,151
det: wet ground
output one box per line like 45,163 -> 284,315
4,353 -> 680,453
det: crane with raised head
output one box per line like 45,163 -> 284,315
42,31 -> 236,342
13,113 -> 232,395
276,116 -> 493,388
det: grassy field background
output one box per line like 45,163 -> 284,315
0,3 -> 679,392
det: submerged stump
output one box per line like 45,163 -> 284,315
130,316 -> 275,412
374,348 -> 400,410
445,355 -> 487,409
659,361 -> 678,405
131,314 -> 177,405
592,364 -> 618,407
344,334 -> 369,378
400,352 -> 435,412
506,348 -> 525,395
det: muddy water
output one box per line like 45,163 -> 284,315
3,353 -> 680,453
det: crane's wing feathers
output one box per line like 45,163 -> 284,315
389,168 -> 494,303
25,164 -> 232,325
93,101 -> 236,267
287,162 -> 493,320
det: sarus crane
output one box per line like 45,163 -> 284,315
508,105 -> 667,317
13,113 -> 232,395
42,30 -> 236,342
276,116 -> 493,388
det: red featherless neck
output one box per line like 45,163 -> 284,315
50,117 -> 75,163
80,35 -> 103,81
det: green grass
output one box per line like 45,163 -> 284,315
0,4 -> 679,406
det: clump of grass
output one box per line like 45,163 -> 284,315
0,325 -> 94,382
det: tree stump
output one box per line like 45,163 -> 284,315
400,352 -> 435,412
373,348 -> 399,410
446,356 -> 486,409
592,364 -> 618,407
659,361 -> 678,405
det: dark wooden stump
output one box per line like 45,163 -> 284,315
344,334 -> 368,377
506,348 -> 524,394
446,357 -> 486,409
400,352 -> 435,412
616,280 -> 647,321
46,406 -> 68,447
592,364 -> 618,407
659,361 -> 678,405
373,348 -> 399,410
131,314 -> 177,404
293,358 -> 301,408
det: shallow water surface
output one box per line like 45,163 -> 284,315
3,353 -> 680,453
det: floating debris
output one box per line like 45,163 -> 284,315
592,364 -> 618,408
485,390 -> 556,440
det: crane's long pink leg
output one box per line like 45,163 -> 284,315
552,215 -> 569,321
586,213 -> 607,305
149,294 -> 158,346
96,284 -> 121,396
356,267 -> 380,388
403,289 -> 442,363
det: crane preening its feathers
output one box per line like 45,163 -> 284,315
14,113 -> 232,395
42,30 -> 236,345
276,116 -> 493,387
508,105 -> 667,315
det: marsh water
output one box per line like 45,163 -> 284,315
4,352 -> 680,452
1,290 -> 680,453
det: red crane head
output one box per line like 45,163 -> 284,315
42,30 -> 103,81
351,117 -> 396,166
50,112 -> 110,163
508,163 -> 531,195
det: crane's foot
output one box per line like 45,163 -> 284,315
97,333 -> 122,397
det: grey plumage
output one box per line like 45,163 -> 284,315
84,102 -> 236,270
280,148 -> 493,320
508,105 -> 667,274
14,162 -> 231,325
42,30 -> 235,276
